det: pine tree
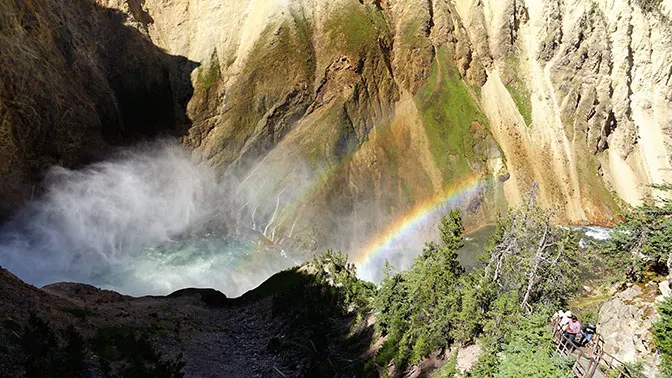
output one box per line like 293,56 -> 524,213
483,186 -> 580,313
600,185 -> 672,280
654,297 -> 672,376
373,209 -> 466,367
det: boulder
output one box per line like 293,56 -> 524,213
598,285 -> 661,376
456,344 -> 483,373
660,280 -> 671,297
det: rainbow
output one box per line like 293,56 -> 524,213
354,174 -> 485,267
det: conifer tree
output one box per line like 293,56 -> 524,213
374,209 -> 466,367
654,297 -> 672,376
483,185 -> 580,313
600,184 -> 672,280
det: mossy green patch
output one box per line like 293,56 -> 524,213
323,3 -> 389,55
505,82 -> 532,126
501,53 -> 532,126
196,50 -> 220,90
579,153 -> 620,215
400,18 -> 425,48
377,129 -> 406,214
415,46 -> 489,183
400,179 -> 414,204
205,16 -> 315,167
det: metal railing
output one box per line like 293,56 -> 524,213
550,318 -> 644,378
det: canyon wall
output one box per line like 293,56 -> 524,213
0,0 -> 196,218
2,0 -> 672,251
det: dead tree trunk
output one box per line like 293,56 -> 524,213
520,221 -> 550,312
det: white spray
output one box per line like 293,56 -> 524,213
0,141 -> 220,287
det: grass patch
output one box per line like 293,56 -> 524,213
196,50 -> 220,90
400,18 -> 425,48
501,53 -> 532,126
577,153 -> 620,216
504,82 -> 532,126
324,4 -> 388,55
204,16 -> 315,166
432,351 -> 458,378
414,46 -> 489,182
569,293 -> 610,325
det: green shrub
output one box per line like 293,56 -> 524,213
596,184 -> 672,281
493,312 -> 573,378
433,351 -> 458,378
654,297 -> 672,376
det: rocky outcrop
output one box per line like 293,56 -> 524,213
456,343 -> 483,373
89,0 -> 500,252
457,0 -> 672,222
91,0 -> 670,244
0,264 -> 376,377
598,283 -> 663,376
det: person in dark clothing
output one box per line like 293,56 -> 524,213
580,323 -> 596,346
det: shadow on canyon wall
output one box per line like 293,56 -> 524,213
0,0 -> 199,220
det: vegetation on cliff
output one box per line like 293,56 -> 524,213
3,183 -> 672,377
597,185 -> 672,281
2,313 -> 185,378
480,312 -> 573,378
371,192 -> 582,375
654,297 -> 672,376
593,184 -> 672,375
369,184 -> 671,376
415,46 -> 489,183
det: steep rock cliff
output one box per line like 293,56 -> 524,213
458,0 -> 672,221
96,0 -> 500,250
124,0 -> 669,249
2,0 -> 672,252
598,283 -> 664,376
0,0 -> 196,219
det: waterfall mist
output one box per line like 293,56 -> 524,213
0,139 -> 495,296
0,141 -> 298,296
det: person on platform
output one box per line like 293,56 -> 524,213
564,315 -> 582,351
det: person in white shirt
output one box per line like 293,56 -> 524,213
560,310 -> 572,331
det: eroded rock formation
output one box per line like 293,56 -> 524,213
2,0 -> 672,251
598,283 -> 664,376
0,0 -> 196,218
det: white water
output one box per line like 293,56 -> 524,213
573,226 -> 613,248
0,141 -> 298,296
0,140 -> 617,296
580,226 -> 613,241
